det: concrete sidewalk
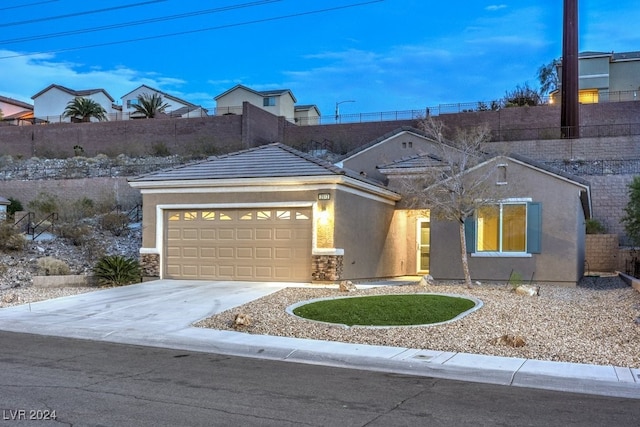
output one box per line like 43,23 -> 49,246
0,279 -> 638,399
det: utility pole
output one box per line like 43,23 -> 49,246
561,0 -> 579,138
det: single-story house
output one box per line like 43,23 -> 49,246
129,130 -> 592,286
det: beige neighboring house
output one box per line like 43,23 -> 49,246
31,84 -> 120,123
553,50 -> 640,104
121,85 -> 207,119
214,84 -> 320,124
129,129 -> 592,286
0,95 -> 34,126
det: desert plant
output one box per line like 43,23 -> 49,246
93,255 -> 141,287
28,192 -> 58,217
7,197 -> 23,217
56,223 -> 92,246
586,218 -> 606,234
99,212 -> 129,236
0,223 -> 26,251
37,256 -> 71,276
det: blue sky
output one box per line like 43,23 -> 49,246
1,0 -> 638,117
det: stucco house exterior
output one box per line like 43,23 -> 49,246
214,84 -> 320,125
0,95 -> 34,126
130,127 -> 592,286
31,84 -> 120,123
0,196 -> 9,220
553,50 -> 640,104
121,85 -> 207,119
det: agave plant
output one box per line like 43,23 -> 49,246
93,255 -> 141,287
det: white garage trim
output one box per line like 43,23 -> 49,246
154,202 -> 315,280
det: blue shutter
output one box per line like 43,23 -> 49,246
464,216 -> 476,253
527,202 -> 542,254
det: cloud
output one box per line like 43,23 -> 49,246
486,5 -> 507,12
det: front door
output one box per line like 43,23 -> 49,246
417,218 -> 430,273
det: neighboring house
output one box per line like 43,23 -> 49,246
214,84 -> 321,125
129,130 -> 592,286
121,85 -> 207,119
0,196 -> 9,219
0,95 -> 34,125
553,50 -> 640,104
31,84 -> 120,123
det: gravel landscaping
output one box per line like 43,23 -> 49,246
196,275 -> 640,369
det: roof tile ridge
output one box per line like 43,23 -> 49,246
275,143 -> 345,175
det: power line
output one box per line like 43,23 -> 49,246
0,0 -> 384,60
0,0 -> 166,28
0,0 -> 281,45
0,1 -> 58,12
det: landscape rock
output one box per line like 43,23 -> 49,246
515,284 -> 540,296
490,334 -> 526,348
419,274 -> 435,287
233,313 -> 252,329
339,280 -> 356,292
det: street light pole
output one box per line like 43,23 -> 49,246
335,100 -> 355,123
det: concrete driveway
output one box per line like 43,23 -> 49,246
0,280 -> 289,343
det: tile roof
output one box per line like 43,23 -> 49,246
129,143 -> 387,188
31,84 -> 115,102
0,95 -> 33,110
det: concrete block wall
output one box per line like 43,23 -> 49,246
585,234 -> 619,272
588,175 -> 635,244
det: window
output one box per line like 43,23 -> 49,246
126,99 -> 139,108
465,201 -> 541,255
263,97 -> 276,106
402,141 -> 413,149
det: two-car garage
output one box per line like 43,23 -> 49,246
164,207 -> 313,282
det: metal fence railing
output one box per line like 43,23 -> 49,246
8,90 -> 640,127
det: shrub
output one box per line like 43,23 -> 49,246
93,255 -> 141,287
586,218 -> 606,234
99,212 -> 129,236
0,223 -> 26,251
28,192 -> 58,217
7,197 -> 23,217
37,257 -> 71,276
56,223 -> 92,246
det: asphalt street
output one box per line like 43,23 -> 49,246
1,331 -> 639,427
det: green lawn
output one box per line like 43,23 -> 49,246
292,294 -> 476,326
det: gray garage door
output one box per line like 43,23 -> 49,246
165,208 -> 312,282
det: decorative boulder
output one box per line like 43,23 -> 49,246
515,285 -> 540,296
490,334 -> 526,348
232,313 -> 252,329
419,274 -> 435,287
339,280 -> 356,292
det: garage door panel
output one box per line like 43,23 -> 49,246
236,247 -> 253,258
275,229 -> 293,240
218,247 -> 234,258
255,247 -> 272,259
165,208 -> 311,282
218,229 -> 234,239
236,229 -> 253,240
255,229 -> 273,239
200,229 -> 215,240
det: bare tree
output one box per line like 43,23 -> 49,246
399,117 -> 507,288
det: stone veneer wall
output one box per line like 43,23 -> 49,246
585,234 -> 619,272
311,255 -> 343,282
141,253 -> 160,279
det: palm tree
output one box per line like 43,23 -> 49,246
132,93 -> 170,118
63,97 -> 107,122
